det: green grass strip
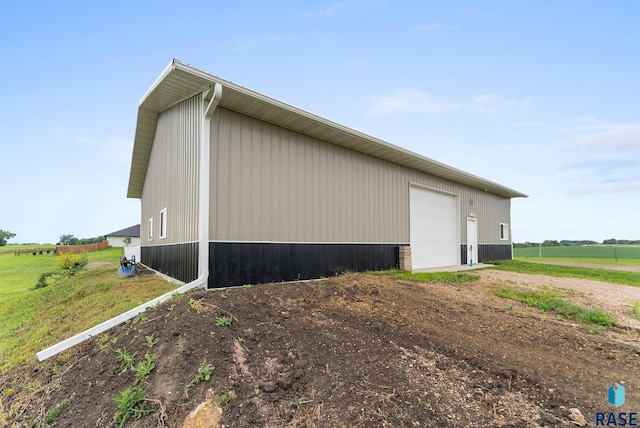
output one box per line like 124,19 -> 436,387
515,257 -> 640,267
492,286 -> 616,327
373,269 -> 480,284
487,260 -> 640,287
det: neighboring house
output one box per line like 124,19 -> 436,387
127,60 -> 527,288
105,225 -> 141,248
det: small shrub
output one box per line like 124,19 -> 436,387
58,252 -> 89,270
33,272 -> 58,290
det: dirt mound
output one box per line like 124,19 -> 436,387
8,272 -> 640,426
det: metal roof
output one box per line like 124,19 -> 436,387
105,224 -> 140,238
127,60 -> 527,199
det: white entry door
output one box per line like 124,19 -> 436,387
467,217 -> 478,265
409,186 -> 458,269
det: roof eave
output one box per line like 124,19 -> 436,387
126,60 -> 527,200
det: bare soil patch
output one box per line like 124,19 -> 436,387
478,269 -> 640,330
6,271 -> 640,427
84,262 -> 115,269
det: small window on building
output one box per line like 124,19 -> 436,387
159,208 -> 167,239
148,218 -> 153,241
500,223 -> 509,241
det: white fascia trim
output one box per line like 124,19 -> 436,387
459,242 -> 512,245
142,240 -> 200,246
210,240 -> 409,245
139,60 -> 178,105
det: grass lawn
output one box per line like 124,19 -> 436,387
491,287 -> 616,327
373,269 -> 480,284
0,247 -> 178,373
514,244 -> 640,261
487,260 -> 640,287
514,256 -> 640,266
0,247 -> 123,301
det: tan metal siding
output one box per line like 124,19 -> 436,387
209,107 -> 512,244
141,95 -> 201,246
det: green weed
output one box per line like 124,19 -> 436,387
144,334 -> 158,348
188,298 -> 204,314
45,398 -> 70,423
215,316 -> 232,327
131,353 -> 156,384
185,359 -> 214,394
113,385 -> 153,428
116,348 -> 137,374
291,395 -> 307,410
218,390 -> 237,405
629,301 -> 640,321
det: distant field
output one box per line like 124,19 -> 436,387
0,247 -> 124,301
0,244 -> 56,254
514,245 -> 640,261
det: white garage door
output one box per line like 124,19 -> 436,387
410,186 -> 458,269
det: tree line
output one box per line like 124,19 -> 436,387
0,229 -> 107,247
514,239 -> 640,248
58,234 -> 106,246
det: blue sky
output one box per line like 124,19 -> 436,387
1,1 -> 639,244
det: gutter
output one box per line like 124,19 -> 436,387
37,84 -> 222,362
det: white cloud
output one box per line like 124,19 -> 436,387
573,179 -> 640,194
472,93 -> 531,113
365,89 -> 530,116
302,0 -> 379,19
365,89 -> 462,115
574,124 -> 640,152
303,2 -> 346,19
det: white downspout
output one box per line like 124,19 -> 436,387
199,83 -> 222,285
37,84 -> 222,362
